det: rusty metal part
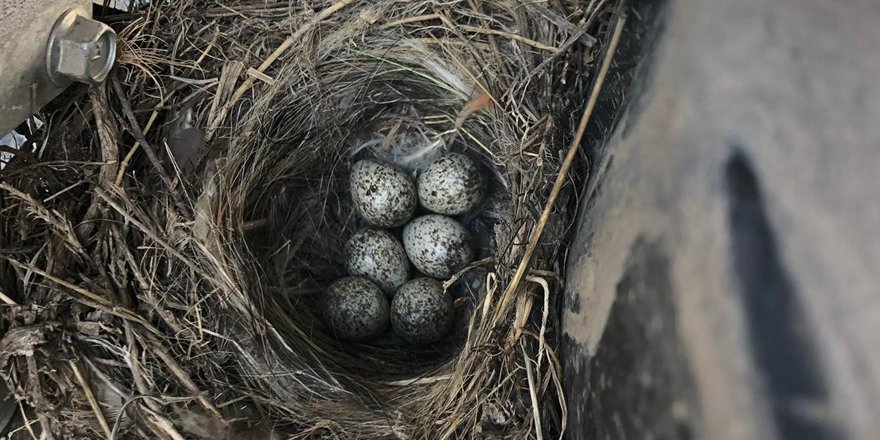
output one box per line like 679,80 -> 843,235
0,1 -> 116,135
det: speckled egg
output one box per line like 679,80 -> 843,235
391,278 -> 454,344
417,153 -> 486,215
403,215 -> 474,279
350,159 -> 417,227
345,228 -> 410,296
323,277 -> 389,342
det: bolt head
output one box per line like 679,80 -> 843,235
48,11 -> 117,85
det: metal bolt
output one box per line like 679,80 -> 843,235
47,9 -> 117,85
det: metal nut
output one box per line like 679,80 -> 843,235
47,10 -> 117,85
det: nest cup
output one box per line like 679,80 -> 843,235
236,46 -> 505,361
0,1 -> 618,438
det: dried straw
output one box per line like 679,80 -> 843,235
0,1 -> 621,438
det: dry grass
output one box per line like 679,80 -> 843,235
0,1 -> 621,438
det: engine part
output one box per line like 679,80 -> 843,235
47,9 -> 116,85
0,1 -> 116,135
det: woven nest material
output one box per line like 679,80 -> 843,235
0,1 -> 622,438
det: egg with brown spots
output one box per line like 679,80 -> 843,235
403,215 -> 474,279
418,153 -> 486,215
350,159 -> 417,227
345,228 -> 409,296
391,278 -> 454,344
323,277 -> 389,342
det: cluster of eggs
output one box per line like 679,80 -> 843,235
324,153 -> 486,345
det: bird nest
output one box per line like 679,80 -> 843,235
0,0 -> 622,438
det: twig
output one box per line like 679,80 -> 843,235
146,415 -> 188,440
493,14 -> 626,327
526,275 -> 551,373
43,180 -> 85,203
17,402 -> 38,440
69,361 -> 112,438
168,76 -> 218,86
0,288 -> 18,306
27,357 -> 55,440
192,24 -> 219,67
380,14 -> 441,29
507,287 -> 535,350
522,345 -> 543,440
546,347 -> 568,440
480,272 -> 498,323
76,84 -> 119,239
442,257 -> 494,290
458,25 -> 558,53
109,77 -> 188,213
5,259 -> 109,307
115,90 -> 179,186
123,322 -> 160,413
89,84 -> 121,185
207,62 -> 244,131
245,68 -> 274,85
384,375 -> 451,386
21,243 -> 47,296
